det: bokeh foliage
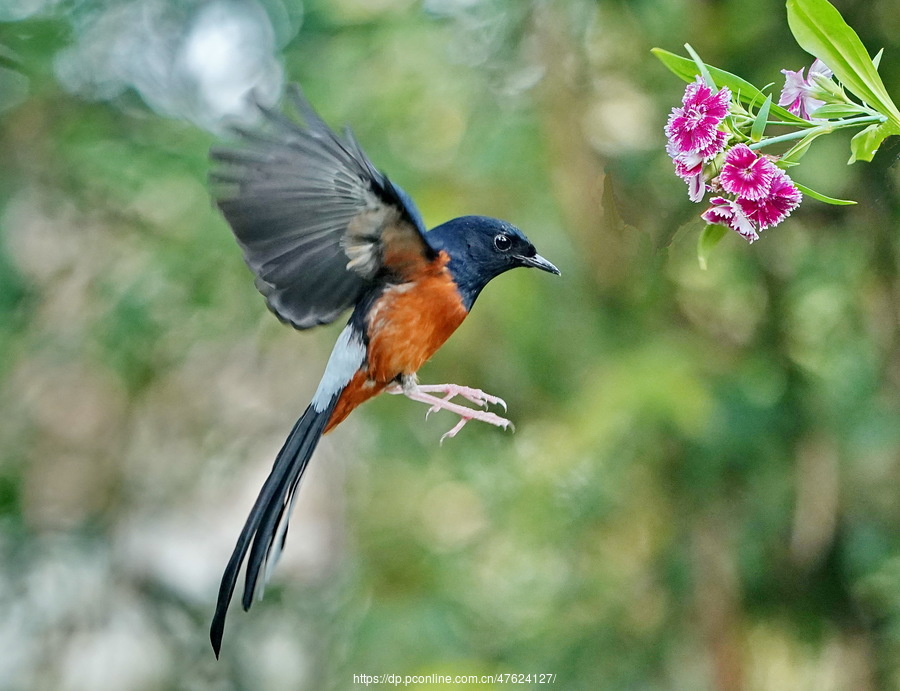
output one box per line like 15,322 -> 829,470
1,0 -> 899,689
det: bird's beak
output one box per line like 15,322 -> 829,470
520,253 -> 561,275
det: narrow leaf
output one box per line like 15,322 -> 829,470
684,43 -> 716,89
698,223 -> 728,270
652,48 -> 809,125
750,95 -> 772,142
780,128 -> 830,164
808,104 -> 866,119
793,182 -> 856,205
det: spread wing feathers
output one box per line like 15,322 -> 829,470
210,397 -> 336,658
211,86 -> 436,330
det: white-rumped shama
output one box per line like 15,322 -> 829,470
209,87 -> 559,655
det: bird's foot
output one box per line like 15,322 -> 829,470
412,383 -> 508,412
386,382 -> 514,443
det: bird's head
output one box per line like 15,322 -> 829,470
427,215 -> 559,309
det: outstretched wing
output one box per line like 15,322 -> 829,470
211,86 -> 437,329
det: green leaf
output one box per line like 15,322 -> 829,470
698,223 -> 728,270
848,122 -> 894,163
872,48 -> 884,71
750,95 -> 772,141
780,127 -> 830,164
808,104 -> 866,119
652,48 -> 810,125
786,0 -> 900,130
793,182 -> 856,205
684,43 -> 716,89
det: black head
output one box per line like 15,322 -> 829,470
426,215 -> 559,309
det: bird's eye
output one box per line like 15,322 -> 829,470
494,234 -> 512,252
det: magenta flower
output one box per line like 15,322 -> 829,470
665,78 -> 731,202
667,142 -> 705,202
701,196 -> 759,242
703,157 -> 802,242
778,59 -> 833,120
718,144 -> 778,200
738,171 -> 802,230
665,77 -> 731,157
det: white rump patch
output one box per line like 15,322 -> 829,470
311,324 -> 366,411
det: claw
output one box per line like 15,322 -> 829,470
439,418 -> 468,444
387,382 -> 514,441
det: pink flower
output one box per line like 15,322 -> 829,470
667,142 -> 706,202
738,171 -> 802,230
702,161 -> 802,242
701,196 -> 759,242
718,144 -> 778,200
778,59 -> 833,120
665,79 -> 731,203
665,78 -> 731,157
684,169 -> 705,203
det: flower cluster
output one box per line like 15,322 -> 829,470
665,77 -> 802,243
657,0 -> 900,261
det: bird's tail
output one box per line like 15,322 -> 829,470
210,396 -> 338,657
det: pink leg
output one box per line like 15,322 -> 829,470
386,382 -> 514,443
412,383 -> 507,412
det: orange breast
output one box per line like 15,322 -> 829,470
366,251 -> 467,383
324,251 -> 467,434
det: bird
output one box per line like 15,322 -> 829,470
208,85 -> 559,656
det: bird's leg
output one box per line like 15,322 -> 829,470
386,375 -> 514,443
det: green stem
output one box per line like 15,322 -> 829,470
748,114 -> 887,150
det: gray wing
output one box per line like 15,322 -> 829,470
211,86 -> 436,329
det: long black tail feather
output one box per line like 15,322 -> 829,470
210,397 -> 337,657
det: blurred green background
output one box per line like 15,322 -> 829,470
1,0 -> 899,689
